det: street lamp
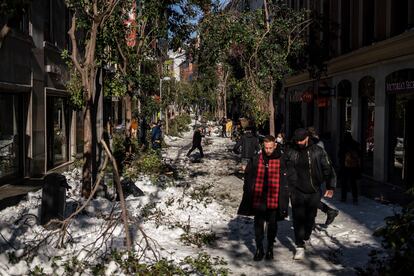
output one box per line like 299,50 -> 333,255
159,76 -> 171,120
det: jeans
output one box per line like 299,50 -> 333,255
187,144 -> 204,157
290,190 -> 321,247
341,168 -> 359,202
254,209 -> 278,249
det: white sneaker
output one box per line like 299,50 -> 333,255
305,237 -> 319,248
293,247 -> 305,260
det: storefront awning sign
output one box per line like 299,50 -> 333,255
386,81 -> 414,92
386,69 -> 414,93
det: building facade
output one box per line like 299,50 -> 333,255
0,0 -> 85,185
282,0 -> 414,187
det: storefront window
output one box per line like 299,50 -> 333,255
47,96 -> 69,169
0,94 -> 21,179
389,95 -> 407,185
387,69 -> 414,186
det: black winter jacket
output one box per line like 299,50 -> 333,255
237,148 -> 289,220
286,141 -> 336,193
192,130 -> 203,146
233,132 -> 260,159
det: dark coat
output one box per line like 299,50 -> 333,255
151,125 -> 162,143
237,148 -> 289,220
233,132 -> 260,159
285,141 -> 336,192
192,130 -> 203,146
139,118 -> 148,140
338,138 -> 362,177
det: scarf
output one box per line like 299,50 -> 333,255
253,153 -> 281,209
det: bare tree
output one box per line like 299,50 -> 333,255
66,0 -> 120,197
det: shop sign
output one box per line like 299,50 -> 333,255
301,90 -> 313,103
386,69 -> 414,93
124,2 -> 137,47
289,90 -> 303,102
317,97 -> 329,107
153,95 -> 160,103
386,80 -> 414,92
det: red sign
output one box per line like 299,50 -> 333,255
317,97 -> 329,107
153,95 -> 160,103
124,2 -> 137,47
301,90 -> 313,103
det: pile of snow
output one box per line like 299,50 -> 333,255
0,121 -> 402,275
0,133 -> 233,275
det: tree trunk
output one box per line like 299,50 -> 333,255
269,80 -> 275,136
216,92 -> 222,118
0,24 -> 11,49
82,99 -> 93,198
125,93 -> 132,135
165,108 -> 169,134
223,70 -> 228,118
81,21 -> 99,198
224,88 -> 227,118
68,3 -> 120,199
263,0 -> 275,136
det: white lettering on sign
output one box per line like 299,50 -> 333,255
289,90 -> 303,102
386,81 -> 414,92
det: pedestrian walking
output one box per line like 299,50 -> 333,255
139,116 -> 149,149
237,135 -> 289,261
338,131 -> 362,204
207,124 -> 213,136
151,122 -> 162,150
307,127 -> 339,226
286,128 -> 336,260
187,125 -> 204,158
276,133 -> 285,145
130,117 -> 138,139
219,117 -> 227,137
226,119 -> 233,138
233,127 -> 260,171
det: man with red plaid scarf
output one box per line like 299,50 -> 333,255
237,135 -> 289,261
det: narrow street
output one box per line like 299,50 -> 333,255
1,0 -> 413,274
0,122 -> 402,275
159,122 -> 398,275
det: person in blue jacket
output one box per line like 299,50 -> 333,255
151,122 -> 162,150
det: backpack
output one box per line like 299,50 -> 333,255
344,149 -> 360,168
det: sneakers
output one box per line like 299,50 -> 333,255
325,209 -> 339,226
253,248 -> 265,261
293,247 -> 305,260
304,236 -> 320,248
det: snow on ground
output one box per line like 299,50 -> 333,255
0,121 -> 400,275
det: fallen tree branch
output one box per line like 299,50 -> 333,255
43,153 -> 109,247
100,139 -> 132,250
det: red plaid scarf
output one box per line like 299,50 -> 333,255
253,153 -> 281,209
